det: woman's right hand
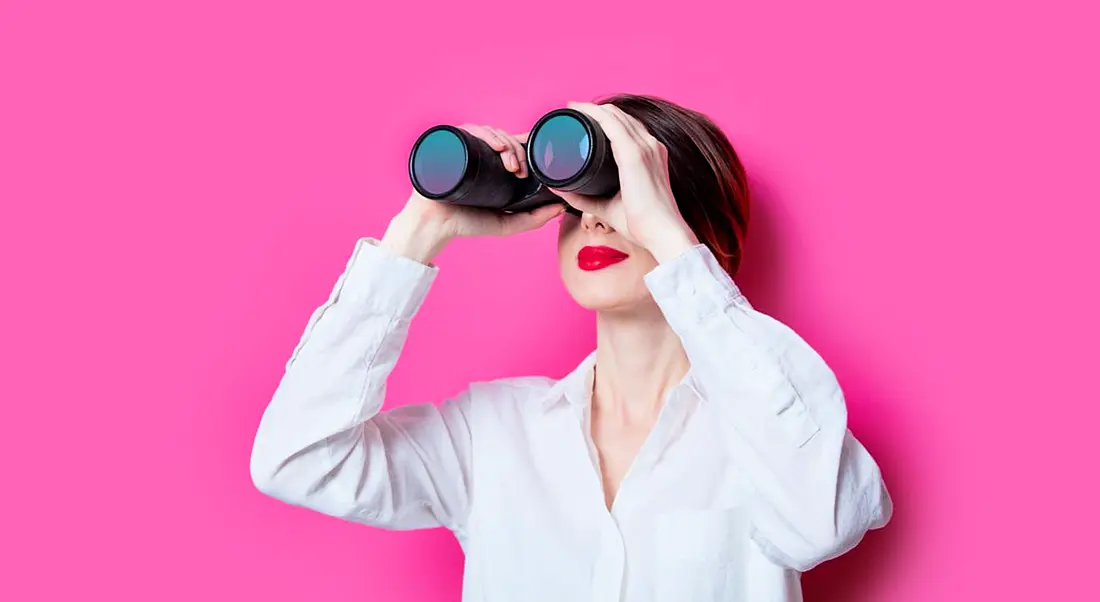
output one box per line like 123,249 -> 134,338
380,125 -> 566,265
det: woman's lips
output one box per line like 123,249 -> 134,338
577,245 -> 630,271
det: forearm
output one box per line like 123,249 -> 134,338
249,236 -> 442,521
643,244 -> 892,570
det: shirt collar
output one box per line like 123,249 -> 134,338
539,350 -> 598,412
538,350 -> 704,412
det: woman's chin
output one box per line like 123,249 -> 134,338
560,259 -> 654,311
566,283 -> 649,312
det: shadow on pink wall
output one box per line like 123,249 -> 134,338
738,175 -> 911,600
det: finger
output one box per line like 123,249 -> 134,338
511,132 -> 529,178
568,101 -> 644,165
494,203 -> 566,236
489,127 -> 519,172
490,126 -> 527,178
601,104 -> 657,147
593,104 -> 668,167
548,188 -> 606,218
513,131 -> 531,177
483,126 -> 519,172
498,129 -> 526,176
596,103 -> 644,141
459,124 -> 508,152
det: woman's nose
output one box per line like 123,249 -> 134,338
580,211 -> 610,232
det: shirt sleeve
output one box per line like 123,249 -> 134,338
643,244 -> 893,572
249,237 -> 476,537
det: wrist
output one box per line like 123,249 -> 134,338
380,209 -> 453,265
643,221 -> 700,264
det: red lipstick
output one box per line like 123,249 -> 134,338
577,245 -> 629,271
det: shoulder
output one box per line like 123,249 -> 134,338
467,375 -> 557,409
445,376 -> 558,456
448,374 -> 558,427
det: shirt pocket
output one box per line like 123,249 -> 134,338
654,508 -> 749,602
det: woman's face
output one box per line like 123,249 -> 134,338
557,211 -> 660,311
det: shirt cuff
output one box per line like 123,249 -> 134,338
337,237 -> 439,319
643,244 -> 748,333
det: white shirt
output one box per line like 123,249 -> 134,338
250,237 -> 892,602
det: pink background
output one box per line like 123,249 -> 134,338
2,0 -> 1098,600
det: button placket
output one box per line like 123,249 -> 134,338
592,515 -> 626,602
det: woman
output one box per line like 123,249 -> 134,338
250,94 -> 892,602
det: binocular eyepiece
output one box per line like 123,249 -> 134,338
408,108 -> 620,214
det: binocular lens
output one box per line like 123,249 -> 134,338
411,128 -> 467,197
530,114 -> 591,182
409,125 -> 561,212
527,108 -> 619,197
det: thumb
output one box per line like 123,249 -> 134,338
549,189 -> 606,218
494,202 -> 566,236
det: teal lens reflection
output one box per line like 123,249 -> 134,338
413,129 -> 467,195
532,115 -> 590,181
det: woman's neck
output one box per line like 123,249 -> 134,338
592,303 -> 690,425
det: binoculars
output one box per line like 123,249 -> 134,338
408,108 -> 620,215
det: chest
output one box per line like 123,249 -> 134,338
467,404 -> 761,602
590,419 -> 653,509
475,398 -> 749,517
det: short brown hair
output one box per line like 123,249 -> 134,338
596,93 -> 751,276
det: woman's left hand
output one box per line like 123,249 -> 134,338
549,101 -> 700,262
